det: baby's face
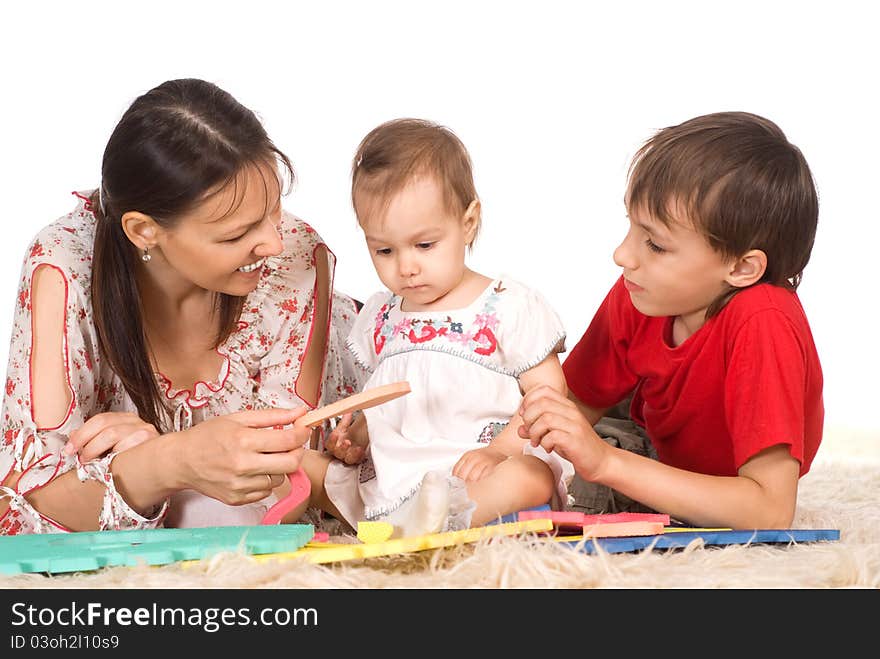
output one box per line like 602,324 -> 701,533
357,176 -> 474,310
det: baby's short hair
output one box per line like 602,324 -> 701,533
626,112 -> 818,292
351,118 -> 480,244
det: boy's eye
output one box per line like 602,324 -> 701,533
416,242 -> 434,250
375,248 -> 392,256
645,238 -> 666,254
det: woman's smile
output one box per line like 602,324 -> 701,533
238,257 -> 266,274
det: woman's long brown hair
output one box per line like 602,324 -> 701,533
90,79 -> 294,432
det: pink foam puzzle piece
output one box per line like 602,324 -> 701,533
517,510 -> 671,529
581,512 -> 671,526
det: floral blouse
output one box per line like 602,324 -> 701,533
0,192 -> 367,535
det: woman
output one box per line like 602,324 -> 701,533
0,78 -> 366,534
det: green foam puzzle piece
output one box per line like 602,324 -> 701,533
0,524 -> 314,575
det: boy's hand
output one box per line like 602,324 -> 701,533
518,385 -> 611,481
452,446 -> 507,482
325,413 -> 369,464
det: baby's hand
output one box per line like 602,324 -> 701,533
325,413 -> 369,464
452,446 -> 507,483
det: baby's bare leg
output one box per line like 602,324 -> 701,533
466,455 -> 555,527
276,450 -> 345,523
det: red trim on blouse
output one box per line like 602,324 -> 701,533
28,264 -> 76,432
294,243 -> 335,409
154,349 -> 231,408
71,190 -> 94,212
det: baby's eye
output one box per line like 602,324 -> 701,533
375,248 -> 392,256
416,242 -> 435,250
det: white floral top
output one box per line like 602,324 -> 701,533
323,276 -> 572,526
0,192 -> 367,535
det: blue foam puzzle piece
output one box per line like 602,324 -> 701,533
561,528 -> 840,554
0,524 -> 314,575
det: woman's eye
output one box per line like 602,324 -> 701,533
223,234 -> 246,243
375,248 -> 392,256
416,242 -> 434,250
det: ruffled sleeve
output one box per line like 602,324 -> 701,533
344,290 -> 394,374
0,199 -> 167,534
242,212 -> 368,411
493,277 -> 567,377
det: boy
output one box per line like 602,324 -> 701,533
519,112 -> 822,529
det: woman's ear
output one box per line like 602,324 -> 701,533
120,211 -> 159,251
725,248 -> 767,288
462,199 -> 481,245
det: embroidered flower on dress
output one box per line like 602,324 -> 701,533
477,421 -> 509,444
368,289 -> 504,358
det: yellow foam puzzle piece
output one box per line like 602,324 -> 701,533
252,518 -> 555,565
357,521 -> 394,544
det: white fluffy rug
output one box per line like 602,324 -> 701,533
2,428 -> 877,589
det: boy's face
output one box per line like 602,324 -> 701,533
613,202 -> 734,331
356,175 -> 475,309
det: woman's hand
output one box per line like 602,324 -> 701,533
324,413 -> 369,464
173,406 -> 311,506
452,446 -> 508,482
64,412 -> 159,462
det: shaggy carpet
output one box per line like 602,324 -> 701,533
1,428 -> 877,589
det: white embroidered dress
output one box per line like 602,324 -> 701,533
324,276 -> 573,527
0,192 -> 367,535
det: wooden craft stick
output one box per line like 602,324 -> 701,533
299,381 -> 412,427
260,381 -> 412,526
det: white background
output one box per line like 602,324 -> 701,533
1,1 -> 877,438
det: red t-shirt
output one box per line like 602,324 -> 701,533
563,276 -> 824,477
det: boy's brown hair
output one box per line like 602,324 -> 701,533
351,118 -> 480,246
625,111 -> 818,316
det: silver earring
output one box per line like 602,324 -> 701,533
141,248 -> 151,263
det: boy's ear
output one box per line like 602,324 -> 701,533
725,249 -> 767,288
120,211 -> 160,251
462,199 -> 481,243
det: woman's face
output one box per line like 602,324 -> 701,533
153,162 -> 285,297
